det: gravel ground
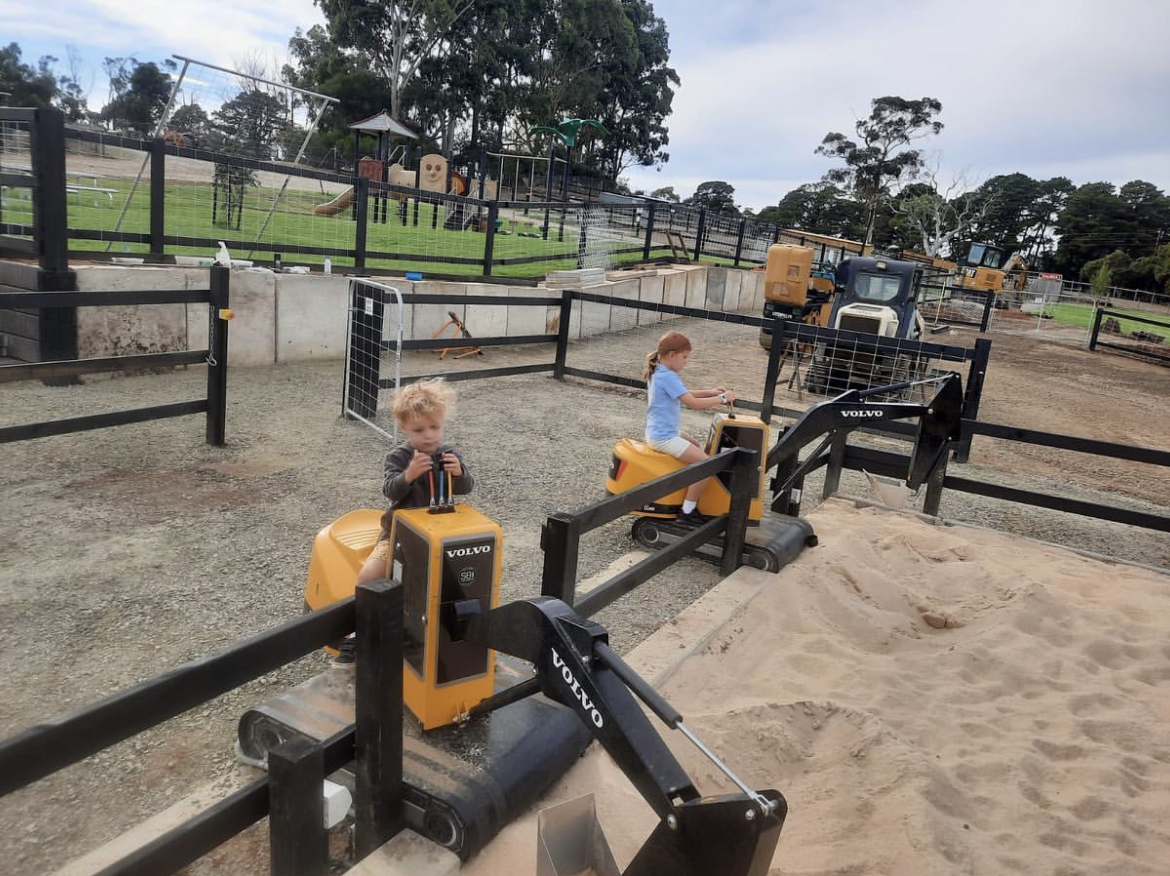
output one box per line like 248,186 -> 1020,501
1,315 -> 1167,874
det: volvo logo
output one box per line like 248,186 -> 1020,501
446,545 -> 491,558
842,410 -> 884,419
551,648 -> 604,728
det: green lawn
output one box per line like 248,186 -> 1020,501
2,177 -> 734,280
1045,302 -> 1170,341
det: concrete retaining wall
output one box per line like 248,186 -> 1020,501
68,263 -> 765,366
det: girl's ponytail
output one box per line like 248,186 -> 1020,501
643,350 -> 660,382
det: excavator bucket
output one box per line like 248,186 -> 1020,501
536,795 -> 620,876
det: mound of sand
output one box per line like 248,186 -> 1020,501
466,498 -> 1170,875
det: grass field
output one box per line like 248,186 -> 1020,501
1046,302 -> 1170,341
2,177 -> 691,279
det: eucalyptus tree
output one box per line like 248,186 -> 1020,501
816,95 -> 944,246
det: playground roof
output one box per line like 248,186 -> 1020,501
348,111 -> 418,139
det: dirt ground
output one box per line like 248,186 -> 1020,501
1,313 -> 1167,875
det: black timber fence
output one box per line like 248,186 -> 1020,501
0,265 -> 231,445
2,106 -> 865,284
1088,306 -> 1170,366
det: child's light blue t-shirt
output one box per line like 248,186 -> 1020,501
646,364 -> 688,441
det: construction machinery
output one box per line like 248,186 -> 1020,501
606,405 -> 818,572
954,242 -> 1029,295
757,243 -> 837,350
802,255 -> 928,396
238,476 -> 789,872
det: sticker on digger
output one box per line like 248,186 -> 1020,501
842,410 -> 885,419
550,647 -> 604,728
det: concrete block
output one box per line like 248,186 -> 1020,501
275,274 -> 349,361
507,286 -> 550,337
578,288 -> 611,338
223,269 -> 276,366
608,279 -> 641,333
412,283 -> 464,343
74,266 -> 195,361
684,267 -> 707,310
705,267 -> 727,311
662,270 -> 687,310
463,284 -> 508,341
723,269 -> 742,313
636,274 -> 664,326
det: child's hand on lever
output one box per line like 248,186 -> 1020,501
439,452 -> 463,477
405,450 -> 434,483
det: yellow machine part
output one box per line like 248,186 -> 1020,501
606,414 -> 770,522
955,266 -> 1004,293
392,505 -> 503,731
764,244 -> 814,305
302,504 -> 503,732
304,508 -> 383,611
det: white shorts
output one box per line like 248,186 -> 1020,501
645,435 -> 692,459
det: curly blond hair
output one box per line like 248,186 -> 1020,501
392,378 -> 456,426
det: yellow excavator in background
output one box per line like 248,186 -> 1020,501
954,242 -> 1029,294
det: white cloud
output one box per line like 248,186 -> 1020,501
644,0 -> 1170,209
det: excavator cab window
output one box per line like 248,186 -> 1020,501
965,243 -> 1005,269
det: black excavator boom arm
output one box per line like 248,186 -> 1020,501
457,596 -> 787,876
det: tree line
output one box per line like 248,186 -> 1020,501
674,97 -> 1170,295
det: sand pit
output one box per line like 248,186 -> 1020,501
465,498 -> 1170,875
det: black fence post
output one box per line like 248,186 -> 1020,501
269,737 -> 327,876
642,202 -> 656,261
733,219 -> 746,268
354,177 -> 369,272
693,208 -> 706,263
540,513 -> 581,604
759,317 -> 787,424
553,291 -> 573,380
1088,305 -> 1105,351
344,281 -> 384,420
150,137 -> 166,259
956,337 -> 992,463
32,107 -> 68,275
353,578 -> 405,860
205,265 -> 230,446
980,289 -> 994,332
482,201 -> 499,277
720,449 -> 755,575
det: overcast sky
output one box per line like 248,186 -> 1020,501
5,0 -> 1169,211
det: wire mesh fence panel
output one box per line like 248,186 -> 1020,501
772,325 -> 978,406
60,133 -> 151,254
365,186 -> 492,275
0,118 -> 34,244
343,279 -> 405,440
917,277 -> 993,331
576,203 -> 645,272
699,211 -> 741,263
